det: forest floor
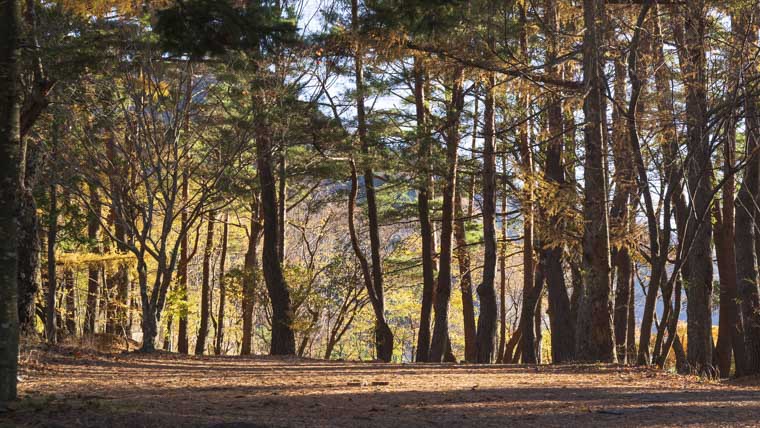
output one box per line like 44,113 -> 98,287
3,342 -> 760,427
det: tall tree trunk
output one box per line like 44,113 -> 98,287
215,213 -> 229,355
256,117 -> 296,356
681,1 -> 713,372
455,183 -> 476,364
84,184 -> 101,335
195,211 -> 215,355
45,184 -> 57,343
714,14 -> 744,372
542,0 -> 574,364
351,0 -> 393,362
414,57 -> 435,363
64,269 -> 76,335
277,147 -> 286,263
576,0 -> 615,363
177,175 -> 190,354
515,0 -> 538,366
496,151 -> 509,364
476,72 -> 498,363
430,69 -> 464,362
16,141 -> 41,333
713,11 -> 745,378
0,0 -> 21,401
736,9 -> 760,376
610,54 -> 634,364
241,195 -> 262,355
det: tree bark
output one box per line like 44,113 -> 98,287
195,211 -> 215,355
177,175 -> 190,354
456,182 -> 477,364
541,0 -> 574,364
215,213 -> 229,355
351,0 -> 393,362
63,268 -> 76,335
413,57 -> 435,363
476,72 -> 498,363
241,195 -> 262,355
45,184 -> 57,343
256,122 -> 295,356
736,9 -> 760,375
681,1 -> 714,372
576,0 -> 615,363
430,68 -> 464,362
84,184 -> 101,335
0,0 -> 21,401
17,141 -> 41,333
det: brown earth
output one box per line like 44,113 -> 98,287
3,345 -> 760,427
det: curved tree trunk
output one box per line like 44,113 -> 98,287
476,73 -> 498,363
430,69 -> 464,362
414,57 -> 435,363
256,127 -> 296,356
350,0 -> 393,362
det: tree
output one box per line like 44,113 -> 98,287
0,0 -> 22,403
575,0 -> 615,363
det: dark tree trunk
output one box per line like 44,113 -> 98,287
520,261 -> 544,364
0,0 -> 21,401
476,73 -> 498,363
541,0 -> 574,364
576,0 -> 615,363
195,211 -> 215,355
17,141 -> 41,333
516,0 -> 538,366
45,184 -> 57,343
177,176 -> 189,354
215,214 -> 229,355
681,1 -> 714,372
63,269 -> 76,335
456,195 -> 478,363
350,0 -> 393,362
736,11 -> 760,375
496,152 -> 509,364
241,195 -> 262,355
414,57 -> 435,363
84,184 -> 101,335
713,12 -> 744,379
610,53 -> 634,364
256,122 -> 296,356
430,69 -> 464,362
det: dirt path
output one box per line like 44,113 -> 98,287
4,348 -> 760,427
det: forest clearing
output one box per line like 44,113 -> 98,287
4,0 -> 760,426
4,341 -> 760,427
